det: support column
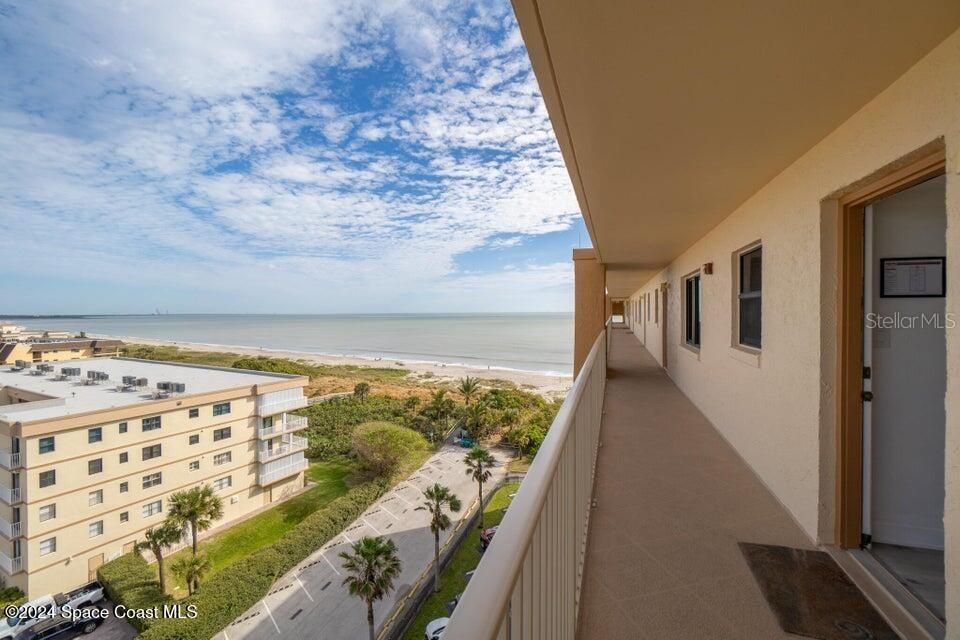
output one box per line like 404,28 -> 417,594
573,248 -> 606,377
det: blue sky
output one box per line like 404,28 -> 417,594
0,0 -> 587,314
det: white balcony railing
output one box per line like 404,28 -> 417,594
0,518 -> 21,538
0,486 -> 22,504
258,414 -> 308,439
258,455 -> 308,485
0,451 -> 22,469
257,388 -> 308,417
0,551 -> 22,574
257,434 -> 308,462
444,322 -> 608,640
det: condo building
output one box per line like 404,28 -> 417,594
0,358 -> 309,598
0,339 -> 123,366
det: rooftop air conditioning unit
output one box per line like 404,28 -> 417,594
136,378 -> 148,387
157,382 -> 171,391
171,382 -> 186,394
122,376 -> 137,386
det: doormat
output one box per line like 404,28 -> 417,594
738,543 -> 899,640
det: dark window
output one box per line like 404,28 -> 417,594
120,481 -> 128,493
39,470 -> 56,488
39,437 -> 55,454
88,458 -> 103,475
88,427 -> 102,444
120,511 -> 129,523
685,274 -> 702,348
189,434 -> 200,445
738,246 -> 762,348
119,452 -> 128,464
213,427 -> 231,442
142,472 -> 162,489
142,416 -> 161,432
189,408 -> 199,418
119,422 -> 128,434
213,402 -> 231,416
142,444 -> 162,461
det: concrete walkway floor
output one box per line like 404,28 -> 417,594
578,327 -> 817,640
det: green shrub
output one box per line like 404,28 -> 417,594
302,395 -> 409,458
98,553 -> 169,631
138,480 -> 388,640
352,422 -> 429,476
231,357 -> 318,377
0,586 -> 25,608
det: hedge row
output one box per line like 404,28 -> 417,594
97,553 -> 168,631
99,479 -> 389,640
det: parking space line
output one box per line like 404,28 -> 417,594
380,503 -> 400,520
363,518 -> 381,535
319,551 -> 341,575
295,574 -> 314,602
392,490 -> 414,507
342,532 -> 353,545
262,600 -> 281,634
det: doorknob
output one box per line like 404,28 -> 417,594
861,391 -> 873,402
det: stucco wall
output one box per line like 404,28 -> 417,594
624,27 -> 960,633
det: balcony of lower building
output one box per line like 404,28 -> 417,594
0,485 -> 22,505
0,550 -> 22,575
257,433 -> 308,463
257,413 -> 308,440
256,388 -> 308,417
0,450 -> 22,470
257,452 -> 307,486
0,517 -> 22,539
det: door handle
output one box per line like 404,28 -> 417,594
861,391 -> 873,402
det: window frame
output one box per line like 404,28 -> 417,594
141,416 -> 162,432
683,271 -> 702,350
213,426 -> 232,442
88,458 -> 103,475
119,481 -> 129,493
39,504 -> 56,522
142,444 -> 162,461
213,402 -> 231,416
39,470 -> 56,488
736,243 -> 763,350
88,520 -> 104,538
38,437 -> 55,455
213,451 -> 232,466
120,511 -> 129,523
142,500 -> 163,518
212,475 -> 232,491
119,422 -> 128,434
88,427 -> 102,444
39,537 -> 57,556
188,408 -> 199,419
88,489 -> 103,506
142,472 -> 162,489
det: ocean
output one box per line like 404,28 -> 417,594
20,313 -> 574,376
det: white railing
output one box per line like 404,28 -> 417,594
0,551 -> 22,574
0,451 -> 22,469
0,486 -> 21,504
443,323 -> 608,640
258,434 -> 308,462
257,388 -> 308,416
258,456 -> 308,485
258,414 -> 308,439
0,518 -> 21,538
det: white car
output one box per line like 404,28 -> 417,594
425,617 -> 449,640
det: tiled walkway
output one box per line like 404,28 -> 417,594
578,327 -> 816,640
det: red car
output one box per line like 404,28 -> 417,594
480,526 -> 498,550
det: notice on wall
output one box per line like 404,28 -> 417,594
880,257 -> 945,297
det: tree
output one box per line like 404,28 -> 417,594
340,536 -> 402,640
416,484 -> 462,592
352,422 -> 428,477
136,520 -> 183,594
354,382 -> 371,403
463,400 -> 492,439
171,552 -> 211,595
464,446 -> 496,529
402,395 -> 421,422
457,376 -> 480,406
167,485 -> 224,555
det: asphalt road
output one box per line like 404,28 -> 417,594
81,601 -> 139,640
219,444 -> 510,640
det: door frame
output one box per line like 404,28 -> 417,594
835,147 -> 946,548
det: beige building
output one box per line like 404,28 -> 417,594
0,339 -> 123,366
446,3 -> 960,640
0,358 -> 309,598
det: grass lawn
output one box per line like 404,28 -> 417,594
506,455 -> 532,473
400,482 -> 521,640
162,458 -> 358,597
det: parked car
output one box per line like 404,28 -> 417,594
13,610 -> 106,640
480,525 -> 499,550
0,582 -> 105,640
425,617 -> 449,640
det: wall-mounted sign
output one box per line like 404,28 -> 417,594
880,257 -> 946,298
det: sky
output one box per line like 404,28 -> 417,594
0,0 -> 589,315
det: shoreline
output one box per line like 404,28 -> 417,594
104,334 -> 574,398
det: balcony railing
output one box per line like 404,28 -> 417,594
257,414 -> 308,439
257,388 -> 308,416
0,451 -> 22,469
0,486 -> 22,504
444,322 -> 608,640
0,518 -> 21,539
257,434 -> 308,462
258,456 -> 308,485
0,551 -> 22,574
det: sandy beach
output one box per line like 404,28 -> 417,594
107,335 -> 573,399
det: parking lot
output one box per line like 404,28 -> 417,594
219,444 -> 510,640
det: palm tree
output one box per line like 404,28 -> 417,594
339,536 -> 402,640
354,382 -> 371,403
463,400 -> 489,439
464,446 -> 495,529
457,376 -> 480,406
167,485 -> 224,555
136,520 -> 182,594
171,552 -> 211,595
416,484 -> 462,592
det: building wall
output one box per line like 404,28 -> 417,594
623,27 -> 960,631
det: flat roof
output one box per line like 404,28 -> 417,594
0,357 -> 300,423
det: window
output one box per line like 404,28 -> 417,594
39,537 -> 56,556
119,481 -> 129,493
88,521 -> 103,538
142,444 -> 162,461
119,422 -> 128,434
189,460 -> 200,471
213,452 -> 231,466
262,416 -> 274,429
212,475 -> 232,491
88,489 -> 103,506
189,434 -> 200,445
120,511 -> 129,523
39,437 -> 55,454
142,472 -> 162,489
684,273 -> 702,348
142,500 -> 162,518
213,427 -> 231,442
142,416 -> 161,432
39,470 -> 56,488
119,452 -> 128,464
189,408 -> 199,418
213,402 -> 231,416
39,504 -> 56,522
88,458 -> 103,475
654,289 -> 659,324
88,427 -> 102,444
738,245 -> 762,348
